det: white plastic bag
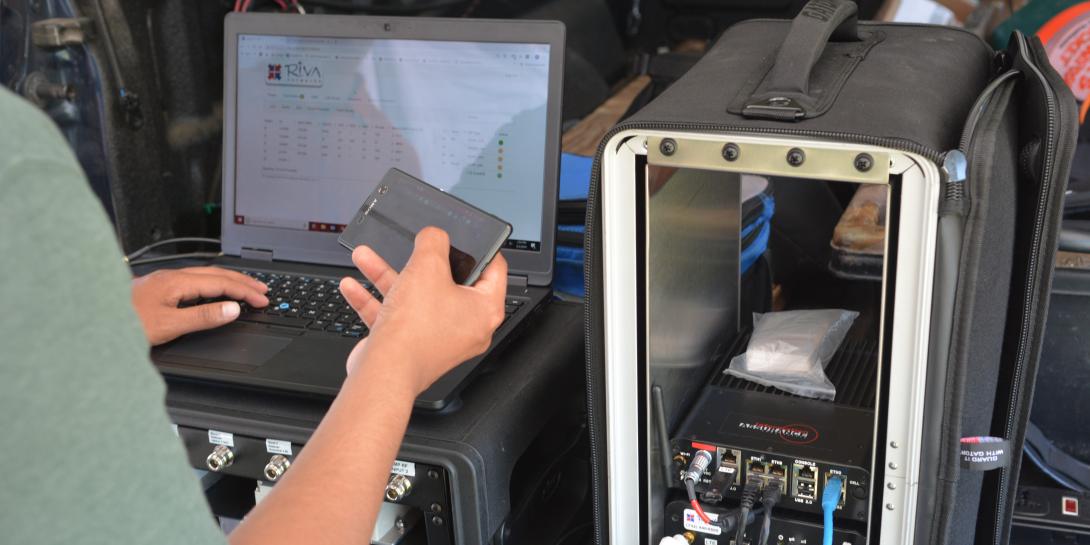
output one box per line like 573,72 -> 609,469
724,309 -> 858,400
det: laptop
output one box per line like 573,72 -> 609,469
152,13 -> 564,410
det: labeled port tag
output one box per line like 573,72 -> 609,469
960,437 -> 1010,471
266,439 -> 292,456
208,429 -> 234,447
682,508 -> 721,535
392,460 -> 416,477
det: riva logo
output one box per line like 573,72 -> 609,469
266,61 -> 323,87
737,420 -> 820,445
800,0 -> 841,22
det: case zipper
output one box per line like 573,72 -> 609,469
991,32 -> 1068,545
582,120 -> 950,545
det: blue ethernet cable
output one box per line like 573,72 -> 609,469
822,476 -> 844,545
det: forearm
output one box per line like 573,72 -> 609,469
229,341 -> 417,545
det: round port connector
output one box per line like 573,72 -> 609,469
385,474 -> 413,502
263,454 -> 291,481
206,445 -> 235,472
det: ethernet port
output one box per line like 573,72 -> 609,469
824,471 -> 848,507
748,460 -> 767,475
792,463 -> 818,500
745,460 -> 766,487
795,463 -> 816,481
723,449 -> 740,466
769,463 -> 787,479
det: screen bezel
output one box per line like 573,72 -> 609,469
221,13 -> 563,286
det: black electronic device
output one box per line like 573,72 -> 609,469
165,302 -> 587,545
339,168 -> 512,286
663,500 -> 865,545
670,334 -> 877,524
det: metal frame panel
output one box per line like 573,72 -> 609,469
600,129 -> 938,545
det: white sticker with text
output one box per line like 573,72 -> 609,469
682,508 -> 721,535
208,430 -> 234,447
265,439 -> 292,456
392,460 -> 416,477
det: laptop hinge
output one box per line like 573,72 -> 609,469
240,247 -> 274,261
507,274 -> 529,289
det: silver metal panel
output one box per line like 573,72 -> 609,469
645,167 -> 740,538
647,135 -> 891,185
646,166 -> 740,396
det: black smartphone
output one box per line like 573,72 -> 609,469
338,168 -> 512,286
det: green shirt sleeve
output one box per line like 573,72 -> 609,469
0,88 -> 229,545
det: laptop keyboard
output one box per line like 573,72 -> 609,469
223,270 -> 524,337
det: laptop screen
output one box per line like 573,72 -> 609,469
232,34 -> 550,252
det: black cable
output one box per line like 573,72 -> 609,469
124,237 -> 222,262
652,385 -> 674,487
758,479 -> 782,545
737,479 -> 760,545
1024,442 -> 1090,494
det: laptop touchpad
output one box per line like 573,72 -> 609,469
162,331 -> 293,369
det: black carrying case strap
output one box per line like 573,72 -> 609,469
1025,421 -> 1090,491
742,0 -> 865,120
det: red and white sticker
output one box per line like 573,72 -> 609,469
682,508 -> 721,535
1063,496 -> 1079,517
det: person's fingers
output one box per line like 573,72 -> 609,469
183,266 -> 268,292
414,226 -> 451,256
409,227 -> 453,278
351,246 -> 397,295
346,337 -> 368,375
159,301 -> 241,343
339,277 -> 380,326
472,254 -> 508,329
475,252 -> 507,292
473,253 -> 508,294
173,273 -> 269,307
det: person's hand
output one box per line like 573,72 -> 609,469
131,267 -> 269,346
338,227 -> 507,394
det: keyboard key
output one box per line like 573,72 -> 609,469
505,304 -> 518,315
308,320 -> 328,331
342,323 -> 366,338
238,313 -> 307,328
339,313 -> 357,323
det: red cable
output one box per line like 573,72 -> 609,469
234,0 -> 242,11
241,0 -> 253,11
690,498 -> 712,524
272,0 -> 288,10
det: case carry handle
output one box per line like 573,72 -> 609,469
743,0 -> 861,120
